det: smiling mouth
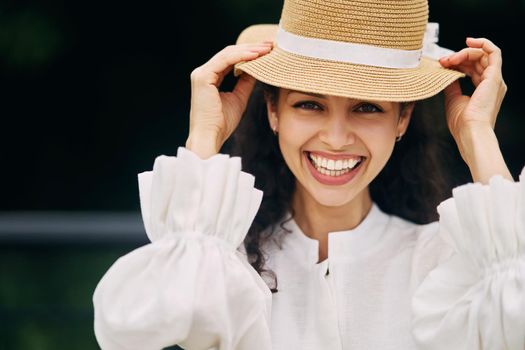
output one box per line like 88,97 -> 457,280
305,151 -> 365,177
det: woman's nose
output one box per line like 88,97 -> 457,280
318,113 -> 355,150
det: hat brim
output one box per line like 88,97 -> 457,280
234,24 -> 465,102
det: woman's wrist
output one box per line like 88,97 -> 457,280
456,125 -> 513,184
185,129 -> 221,159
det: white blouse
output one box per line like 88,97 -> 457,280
93,147 -> 525,350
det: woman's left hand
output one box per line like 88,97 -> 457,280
439,37 -> 507,141
439,37 -> 512,183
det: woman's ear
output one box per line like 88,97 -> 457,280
265,94 -> 278,132
397,102 -> 415,137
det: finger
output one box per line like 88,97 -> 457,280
464,68 -> 482,87
206,44 -> 272,73
480,54 -> 489,68
262,40 -> 275,47
444,54 -> 500,86
474,62 -> 484,75
471,73 -> 482,87
443,80 -> 465,125
217,65 -> 234,87
461,66 -> 478,79
453,65 -> 482,87
212,46 -> 272,85
195,44 -> 272,86
440,60 -> 479,80
217,46 -> 271,84
447,54 -> 488,78
438,52 -> 486,87
232,73 -> 257,107
481,65 -> 504,84
444,47 -> 485,66
466,37 -> 502,68
466,37 -> 500,54
444,80 -> 463,102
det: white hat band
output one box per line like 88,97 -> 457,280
275,22 -> 455,69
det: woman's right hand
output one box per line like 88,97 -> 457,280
186,42 -> 273,159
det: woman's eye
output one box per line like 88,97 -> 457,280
293,101 -> 323,111
355,103 -> 383,113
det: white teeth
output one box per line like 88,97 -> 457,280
314,164 -> 351,177
309,153 -> 362,171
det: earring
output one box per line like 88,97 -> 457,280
396,134 -> 403,142
271,112 -> 278,136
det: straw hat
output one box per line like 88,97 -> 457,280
234,0 -> 465,102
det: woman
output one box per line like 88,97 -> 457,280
93,0 -> 525,349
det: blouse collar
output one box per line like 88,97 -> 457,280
279,203 -> 391,265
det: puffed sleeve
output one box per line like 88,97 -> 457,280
411,167 -> 525,350
92,147 -> 273,350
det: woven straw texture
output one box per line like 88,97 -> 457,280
281,0 -> 429,50
235,45 -> 462,102
234,0 -> 465,102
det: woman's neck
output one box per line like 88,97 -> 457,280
290,185 -> 373,262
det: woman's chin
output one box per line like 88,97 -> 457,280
309,189 -> 359,207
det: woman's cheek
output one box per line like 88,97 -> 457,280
282,117 -> 320,143
359,123 -> 397,160
366,125 -> 396,163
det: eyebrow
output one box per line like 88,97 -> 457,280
286,90 -> 391,109
287,90 -> 327,99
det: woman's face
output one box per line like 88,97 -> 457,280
266,88 -> 413,207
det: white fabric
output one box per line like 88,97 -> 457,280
93,147 -> 270,350
422,22 -> 455,60
275,22 -> 454,68
412,172 -> 525,349
93,147 -> 525,350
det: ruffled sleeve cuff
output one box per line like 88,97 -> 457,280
138,146 -> 263,248
93,148 -> 271,350
412,168 -> 525,349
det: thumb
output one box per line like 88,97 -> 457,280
443,80 -> 463,110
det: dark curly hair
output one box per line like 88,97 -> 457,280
224,81 -> 451,293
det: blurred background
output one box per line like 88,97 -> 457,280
0,0 -> 523,349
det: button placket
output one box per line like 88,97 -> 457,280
319,261 -> 343,350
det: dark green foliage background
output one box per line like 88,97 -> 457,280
0,245 -> 134,349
